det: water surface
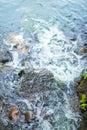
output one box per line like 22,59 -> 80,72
0,0 -> 87,130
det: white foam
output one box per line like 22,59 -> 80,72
29,21 -> 82,82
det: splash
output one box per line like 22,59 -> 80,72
29,20 -> 82,82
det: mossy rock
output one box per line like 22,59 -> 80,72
77,79 -> 87,95
77,75 -> 87,130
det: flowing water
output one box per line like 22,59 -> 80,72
0,0 -> 87,130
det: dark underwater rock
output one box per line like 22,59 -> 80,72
19,68 -> 79,129
0,68 -> 66,130
0,67 -> 78,130
0,67 -> 21,130
0,44 -> 12,63
20,68 -> 58,95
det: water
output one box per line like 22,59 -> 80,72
0,0 -> 87,129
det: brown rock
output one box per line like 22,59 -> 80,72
25,111 -> 35,122
79,47 -> 87,53
77,79 -> 87,95
9,107 -> 20,121
20,45 -> 29,54
79,112 -> 87,130
83,111 -> 87,125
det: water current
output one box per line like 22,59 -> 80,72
0,0 -> 87,130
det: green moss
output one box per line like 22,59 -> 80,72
80,104 -> 87,111
83,72 -> 87,79
80,94 -> 87,111
80,94 -> 87,104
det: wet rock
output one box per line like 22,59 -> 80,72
0,58 -> 9,63
25,111 -> 35,122
19,45 -> 29,54
0,67 -> 75,130
18,68 -> 77,129
20,68 -> 58,96
18,70 -> 25,77
77,79 -> 87,95
75,33 -> 87,54
9,107 -> 20,120
0,122 -> 14,130
79,112 -> 87,130
77,76 -> 87,130
83,111 -> 87,125
79,47 -> 87,53
0,44 -> 12,63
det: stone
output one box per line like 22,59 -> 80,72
9,107 -> 20,120
79,112 -> 87,130
77,77 -> 87,130
83,111 -> 87,125
0,67 -> 68,130
20,69 -> 57,96
20,45 -> 29,54
79,47 -> 87,53
77,79 -> 87,95
18,70 -> 25,77
0,44 -> 12,63
25,111 -> 35,122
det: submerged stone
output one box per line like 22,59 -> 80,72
25,111 -> 35,122
0,44 -> 12,63
20,68 -> 59,97
79,47 -> 87,53
9,107 -> 20,121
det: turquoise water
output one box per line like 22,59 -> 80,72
0,0 -> 87,35
0,0 -> 87,130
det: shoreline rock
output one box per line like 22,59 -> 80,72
77,75 -> 87,130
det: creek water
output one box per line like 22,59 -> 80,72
0,0 -> 87,130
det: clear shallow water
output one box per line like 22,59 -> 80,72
0,0 -> 87,130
